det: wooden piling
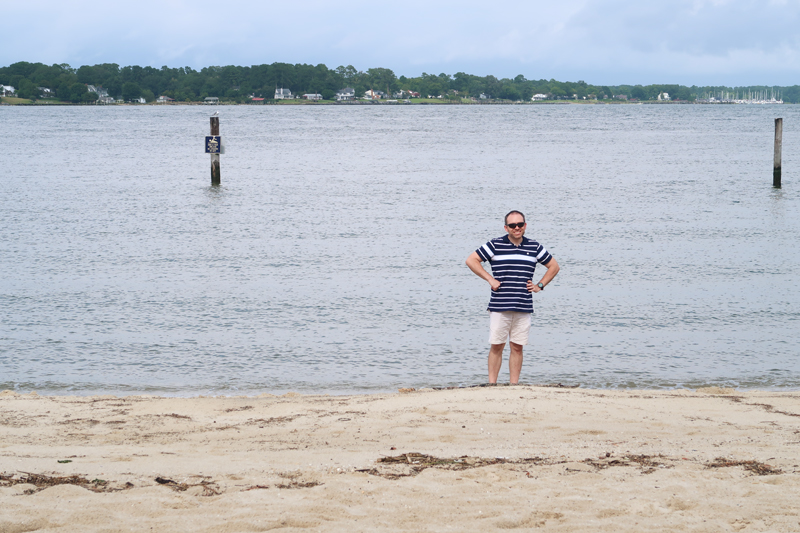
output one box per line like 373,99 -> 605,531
210,116 -> 220,186
774,118 -> 782,188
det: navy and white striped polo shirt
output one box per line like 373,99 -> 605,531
476,235 -> 552,313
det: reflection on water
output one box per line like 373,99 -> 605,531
1,104 -> 799,395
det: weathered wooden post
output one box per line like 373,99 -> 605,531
207,115 -> 221,186
774,118 -> 782,188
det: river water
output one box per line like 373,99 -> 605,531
1,103 -> 798,395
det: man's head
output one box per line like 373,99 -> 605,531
504,210 -> 526,239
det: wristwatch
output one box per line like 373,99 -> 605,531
537,282 -> 544,290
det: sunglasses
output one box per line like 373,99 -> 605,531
506,222 -> 526,229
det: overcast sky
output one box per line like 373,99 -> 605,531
3,0 -> 799,86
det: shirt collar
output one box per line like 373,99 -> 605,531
502,234 -> 528,247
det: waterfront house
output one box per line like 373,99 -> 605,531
1,85 -> 16,96
335,87 -> 355,101
97,96 -> 115,104
364,89 -> 386,99
87,85 -> 110,98
531,93 -> 548,101
156,95 -> 174,103
275,88 -> 293,99
204,97 -> 219,104
251,97 -> 265,103
302,93 -> 322,101
479,93 -> 489,100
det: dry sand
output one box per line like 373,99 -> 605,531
2,386 -> 800,532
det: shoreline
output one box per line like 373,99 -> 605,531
2,98 -> 737,106
4,380 -> 800,399
3,386 -> 799,531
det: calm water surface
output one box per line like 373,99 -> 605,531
1,104 -> 798,395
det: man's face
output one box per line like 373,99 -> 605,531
504,214 -> 526,239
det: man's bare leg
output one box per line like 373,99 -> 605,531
488,343 -> 505,383
509,342 -> 523,384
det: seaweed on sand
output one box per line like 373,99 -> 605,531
0,472 -> 133,494
358,452 -> 553,479
706,457 -> 782,475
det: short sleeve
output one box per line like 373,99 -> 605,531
476,241 -> 495,262
536,245 -> 552,265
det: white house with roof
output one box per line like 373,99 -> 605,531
275,88 -> 293,99
658,92 -> 671,101
335,87 -> 355,101
531,93 -> 548,101
1,85 -> 15,97
302,93 -> 322,101
204,97 -> 219,104
87,85 -> 109,98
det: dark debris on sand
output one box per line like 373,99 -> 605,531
0,472 -> 134,494
705,457 -> 783,475
359,452 -> 787,480
358,452 -> 555,479
155,476 -> 221,495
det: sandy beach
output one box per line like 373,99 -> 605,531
2,386 -> 800,532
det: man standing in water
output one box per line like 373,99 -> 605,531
465,210 -> 560,384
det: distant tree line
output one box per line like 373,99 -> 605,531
3,61 -> 800,104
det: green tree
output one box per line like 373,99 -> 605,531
122,82 -> 141,101
365,67 -> 398,95
17,78 -> 37,99
68,83 -> 88,102
77,65 -> 96,84
55,80 -> 70,100
517,83 -> 534,102
630,86 -> 646,100
549,86 -> 566,99
498,84 -> 520,101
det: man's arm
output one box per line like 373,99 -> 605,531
527,257 -> 560,293
466,251 -> 501,291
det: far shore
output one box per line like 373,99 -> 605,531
1,97 -> 703,106
2,386 -> 799,532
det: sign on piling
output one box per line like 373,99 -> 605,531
774,118 -> 782,188
206,115 -> 221,186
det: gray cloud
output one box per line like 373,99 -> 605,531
2,0 -> 799,85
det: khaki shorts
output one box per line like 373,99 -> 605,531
489,311 -> 532,345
